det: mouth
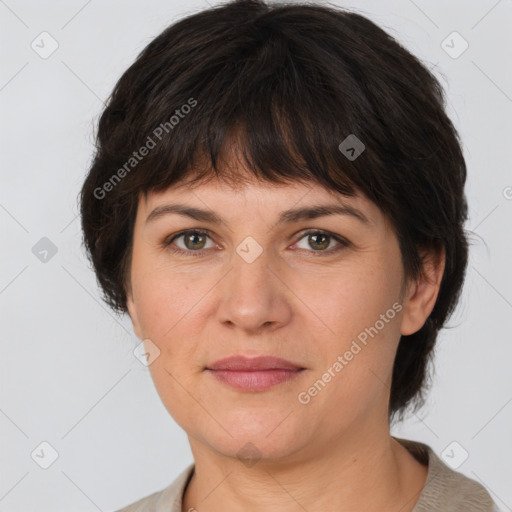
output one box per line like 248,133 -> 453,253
205,355 -> 305,392
207,355 -> 304,372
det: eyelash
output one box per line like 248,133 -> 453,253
161,229 -> 350,257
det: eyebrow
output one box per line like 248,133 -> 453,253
145,202 -> 371,226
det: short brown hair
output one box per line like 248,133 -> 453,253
80,0 -> 469,421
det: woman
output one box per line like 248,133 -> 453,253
80,1 -> 499,510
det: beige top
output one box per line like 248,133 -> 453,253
115,437 -> 499,512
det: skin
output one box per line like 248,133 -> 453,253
126,167 -> 445,512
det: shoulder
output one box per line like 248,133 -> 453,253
394,437 -> 500,512
113,463 -> 195,512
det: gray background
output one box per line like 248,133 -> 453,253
1,0 -> 511,510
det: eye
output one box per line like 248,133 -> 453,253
293,230 -> 350,255
163,229 -> 216,256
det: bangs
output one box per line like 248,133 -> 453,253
112,18 -> 376,201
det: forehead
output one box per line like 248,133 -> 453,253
140,174 -> 381,224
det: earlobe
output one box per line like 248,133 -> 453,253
400,246 -> 446,336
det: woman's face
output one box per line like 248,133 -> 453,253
126,172 -> 434,462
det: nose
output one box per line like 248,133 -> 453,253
215,245 -> 293,334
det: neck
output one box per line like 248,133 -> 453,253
182,422 -> 427,512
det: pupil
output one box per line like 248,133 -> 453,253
311,234 -> 328,250
186,232 -> 205,250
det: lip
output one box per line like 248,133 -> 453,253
206,356 -> 305,392
207,355 -> 303,371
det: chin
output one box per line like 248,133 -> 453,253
190,417 -> 310,465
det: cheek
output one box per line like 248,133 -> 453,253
304,261 -> 401,342
146,360 -> 199,434
135,271 -> 209,428
133,265 -> 204,339
299,261 -> 402,400
132,266 -> 214,390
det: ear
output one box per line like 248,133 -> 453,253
400,245 -> 446,336
126,284 -> 143,340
